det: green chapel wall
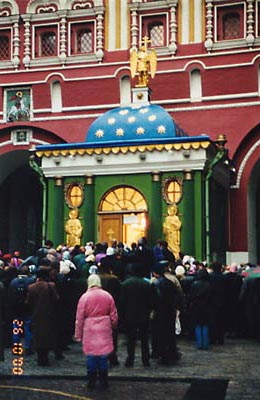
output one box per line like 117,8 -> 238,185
159,170 -> 206,261
45,169 -> 207,256
94,173 -> 157,244
46,178 -> 64,246
63,177 -> 86,245
193,171 -> 206,261
181,177 -> 195,257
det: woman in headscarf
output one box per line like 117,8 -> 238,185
74,274 -> 118,390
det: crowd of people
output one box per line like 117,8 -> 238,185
0,237 -> 260,389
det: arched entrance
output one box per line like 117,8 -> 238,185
0,150 -> 42,256
248,158 -> 260,264
98,186 -> 148,246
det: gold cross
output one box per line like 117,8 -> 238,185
140,36 -> 151,51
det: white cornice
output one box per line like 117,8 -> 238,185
40,148 -> 207,177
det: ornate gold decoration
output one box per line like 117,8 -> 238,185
65,208 -> 83,247
130,36 -> 157,87
163,204 -> 182,259
163,177 -> 183,205
100,186 -> 147,212
65,182 -> 84,208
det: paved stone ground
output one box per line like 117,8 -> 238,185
0,335 -> 260,399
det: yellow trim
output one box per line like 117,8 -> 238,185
189,0 -> 195,43
35,141 -> 211,158
202,0 -> 206,41
116,0 -> 121,49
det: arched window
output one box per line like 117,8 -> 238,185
100,186 -> 147,212
120,76 -> 131,105
51,81 -> 62,112
190,69 -> 202,102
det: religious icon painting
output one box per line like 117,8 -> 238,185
5,88 -> 31,122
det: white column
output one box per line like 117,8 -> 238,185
130,7 -> 138,50
23,17 -> 31,68
204,0 -> 213,52
169,1 -> 177,54
246,0 -> 255,47
59,15 -> 67,64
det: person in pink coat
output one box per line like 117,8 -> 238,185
74,274 -> 118,389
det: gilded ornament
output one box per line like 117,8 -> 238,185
130,36 -> 157,88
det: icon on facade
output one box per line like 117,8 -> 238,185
6,89 -> 31,122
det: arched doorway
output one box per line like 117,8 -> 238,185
98,186 -> 148,246
248,158 -> 260,264
0,150 -> 42,257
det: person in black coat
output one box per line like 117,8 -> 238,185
225,264 -> 243,338
151,260 -> 182,365
208,262 -> 228,345
119,262 -> 152,367
188,268 -> 211,349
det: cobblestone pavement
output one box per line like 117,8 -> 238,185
0,335 -> 260,399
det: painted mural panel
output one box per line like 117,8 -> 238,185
6,89 -> 31,122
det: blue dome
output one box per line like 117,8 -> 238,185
86,104 -> 186,145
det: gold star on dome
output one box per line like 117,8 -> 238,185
95,129 -> 104,138
128,116 -> 136,123
157,125 -> 166,134
116,128 -> 124,136
139,108 -> 149,114
136,127 -> 145,135
119,109 -> 129,115
108,118 -> 116,125
148,115 -> 157,122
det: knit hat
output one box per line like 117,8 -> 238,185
106,247 -> 114,256
88,274 -> 101,288
175,265 -> 185,276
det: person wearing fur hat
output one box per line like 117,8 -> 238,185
74,274 -> 118,390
